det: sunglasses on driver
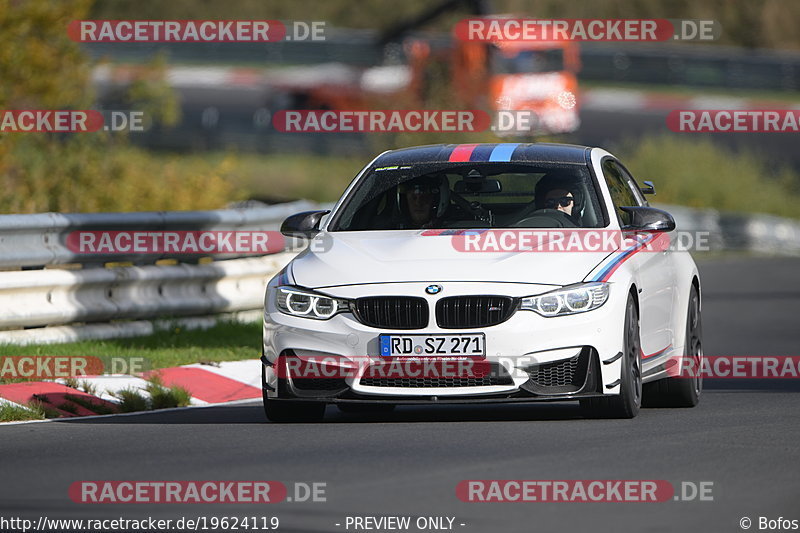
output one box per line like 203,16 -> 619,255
544,196 -> 574,209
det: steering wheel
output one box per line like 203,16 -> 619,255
511,208 -> 577,228
450,190 -> 491,223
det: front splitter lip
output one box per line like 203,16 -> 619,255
265,392 -> 607,405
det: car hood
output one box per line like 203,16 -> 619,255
290,231 -> 616,288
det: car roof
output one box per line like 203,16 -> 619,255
373,143 -> 592,167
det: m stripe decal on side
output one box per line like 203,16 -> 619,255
642,345 -> 672,360
591,234 -> 656,282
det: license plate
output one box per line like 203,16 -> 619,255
379,334 -> 486,357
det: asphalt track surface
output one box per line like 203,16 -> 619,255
2,256 -> 799,533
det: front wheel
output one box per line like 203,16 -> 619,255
581,293 -> 642,419
262,364 -> 326,422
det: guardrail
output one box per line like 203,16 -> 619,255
0,200 -> 316,268
0,201 -> 323,346
579,43 -> 800,92
658,204 -> 800,256
0,201 -> 797,346
0,254 -> 295,330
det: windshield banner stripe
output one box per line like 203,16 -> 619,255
489,143 -> 521,162
469,144 -> 497,162
449,143 -> 480,162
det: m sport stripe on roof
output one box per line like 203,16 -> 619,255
373,143 -> 587,166
489,143 -> 520,161
448,143 -> 521,163
448,144 -> 479,162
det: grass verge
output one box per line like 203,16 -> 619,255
616,134 -> 800,218
173,132 -> 800,219
0,322 -> 238,417
115,388 -> 150,413
0,321 -> 261,374
114,376 -> 192,413
0,401 -> 46,422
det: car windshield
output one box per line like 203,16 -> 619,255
329,162 -> 606,231
491,47 -> 565,74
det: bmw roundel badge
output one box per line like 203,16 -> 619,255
425,284 -> 442,295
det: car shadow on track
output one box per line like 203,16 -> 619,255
329,403 -> 589,423
52,382 -> 798,425
704,379 -> 800,392
54,401 -> 596,424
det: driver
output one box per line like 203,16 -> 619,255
396,175 -> 449,229
534,174 -> 584,225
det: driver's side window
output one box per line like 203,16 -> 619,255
602,159 -> 639,226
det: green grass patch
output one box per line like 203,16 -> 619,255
616,134 -> 800,218
193,133 -> 800,218
77,380 -> 98,396
64,394 -> 116,415
0,401 -> 46,422
113,377 -> 192,412
196,151 -> 365,204
145,376 -> 192,409
57,401 -> 79,415
115,388 -> 151,413
0,321 -> 261,375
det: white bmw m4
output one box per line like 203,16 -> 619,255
261,143 -> 702,422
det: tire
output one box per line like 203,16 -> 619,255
337,403 -> 396,414
642,285 -> 702,408
581,293 -> 642,419
262,364 -> 326,423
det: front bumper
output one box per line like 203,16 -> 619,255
263,281 -> 627,403
264,347 -> 607,404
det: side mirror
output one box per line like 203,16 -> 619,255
280,210 -> 331,238
639,180 -> 656,195
620,206 -> 675,233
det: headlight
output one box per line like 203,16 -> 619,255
520,283 -> 609,317
275,286 -> 349,320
